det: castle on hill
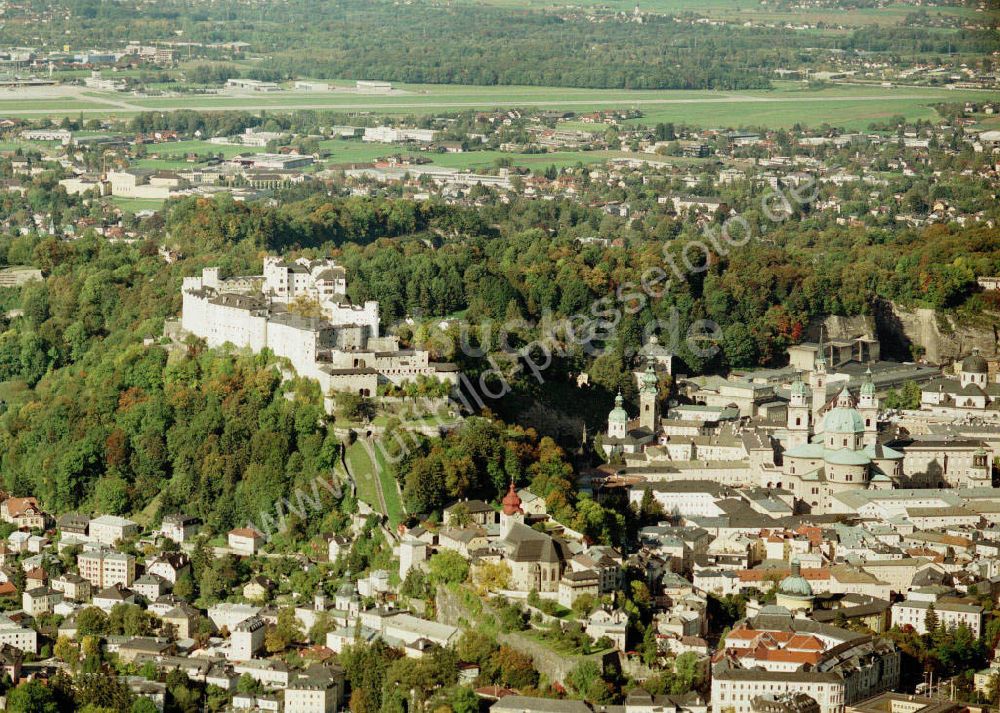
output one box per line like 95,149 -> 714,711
177,257 -> 459,403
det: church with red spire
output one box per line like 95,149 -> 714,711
500,480 -> 524,536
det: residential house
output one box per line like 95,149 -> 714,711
284,665 -> 345,713
208,603 -> 262,632
146,552 -> 191,584
159,514 -> 200,543
51,573 -> 91,602
0,497 -> 46,529
162,602 -> 201,640
0,614 -> 37,653
57,513 -> 90,540
229,528 -> 264,556
244,576 -> 275,602
558,570 -> 600,608
443,499 -> 498,527
22,587 -> 61,616
126,677 -> 167,712
0,644 -> 23,685
118,638 -> 174,664
229,615 -> 266,661
891,599 -> 983,637
133,574 -> 170,601
24,567 -> 46,591
327,535 -> 350,562
92,584 -> 136,612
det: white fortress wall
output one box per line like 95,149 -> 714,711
265,318 -> 323,379
324,300 -> 380,335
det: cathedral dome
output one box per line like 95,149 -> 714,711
962,350 -> 988,374
609,391 -> 628,424
823,406 -> 864,434
823,387 -> 864,434
778,561 -> 813,598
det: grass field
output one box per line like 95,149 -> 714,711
131,140 -> 257,169
4,82 -> 996,140
345,439 -> 404,526
110,197 -> 168,212
2,82 -> 997,131
623,96 -> 961,131
370,443 -> 405,527
345,441 -> 381,512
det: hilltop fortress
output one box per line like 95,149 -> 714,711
178,257 -> 459,400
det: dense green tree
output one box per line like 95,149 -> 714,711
427,550 -> 470,585
6,680 -> 61,713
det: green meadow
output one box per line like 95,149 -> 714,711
1,82 -> 994,132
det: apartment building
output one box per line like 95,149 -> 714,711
88,515 -> 140,545
78,549 -> 136,588
891,599 -> 983,638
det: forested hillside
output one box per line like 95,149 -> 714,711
2,0 -> 991,90
0,191 -> 997,534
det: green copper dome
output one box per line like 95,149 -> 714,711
823,407 -> 865,434
824,388 -> 864,434
791,378 -> 807,397
609,391 -> 628,424
778,561 -> 813,598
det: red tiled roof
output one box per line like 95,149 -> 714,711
3,497 -> 41,518
738,647 -> 822,665
786,634 -> 824,651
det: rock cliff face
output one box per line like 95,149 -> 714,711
804,303 -> 999,364
873,300 -> 999,364
810,314 -> 877,343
